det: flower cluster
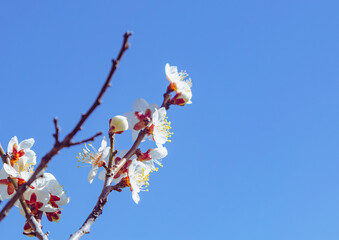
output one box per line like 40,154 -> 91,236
0,137 -> 70,236
79,63 -> 192,204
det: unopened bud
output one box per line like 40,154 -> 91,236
109,115 -> 129,134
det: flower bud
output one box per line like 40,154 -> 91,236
109,115 -> 129,134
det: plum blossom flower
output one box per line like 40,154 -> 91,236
0,137 -> 36,201
124,98 -> 158,141
109,115 -> 129,134
77,137 -> 110,183
7,136 -> 36,168
165,63 -> 192,106
136,146 -> 168,170
19,172 -> 70,223
151,107 -> 173,147
127,160 -> 152,204
0,164 -> 33,201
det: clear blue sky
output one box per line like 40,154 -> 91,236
1,0 -> 339,239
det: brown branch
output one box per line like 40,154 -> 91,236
0,143 -> 8,164
67,132 -> 102,146
53,117 -> 60,145
69,129 -> 146,240
107,133 -> 116,170
69,86 -> 173,239
0,32 -> 132,222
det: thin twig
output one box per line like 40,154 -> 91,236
67,132 -> 103,146
161,86 -> 174,110
0,32 -> 132,222
53,117 -> 60,145
0,143 -> 9,165
107,133 -> 116,171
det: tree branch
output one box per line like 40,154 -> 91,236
53,117 -> 60,145
69,129 -> 146,240
0,32 -> 132,222
69,87 -> 172,239
67,132 -> 102,146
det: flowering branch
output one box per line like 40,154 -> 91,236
69,129 -> 146,240
0,144 -> 48,239
0,32 -> 132,222
69,84 -> 178,239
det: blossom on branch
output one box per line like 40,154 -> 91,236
77,136 -> 110,184
136,146 -> 168,170
127,160 -> 152,204
0,137 -> 35,201
124,98 -> 158,142
165,63 -> 192,106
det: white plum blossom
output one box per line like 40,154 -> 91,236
77,136 -> 110,184
124,98 -> 158,142
6,136 -> 36,175
0,137 -> 35,201
165,63 -> 192,106
109,115 -> 129,134
19,172 -> 70,223
136,146 -> 168,170
128,160 -> 152,204
152,107 -> 173,147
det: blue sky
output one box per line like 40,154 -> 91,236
1,0 -> 339,239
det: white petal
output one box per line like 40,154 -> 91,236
0,185 -> 10,201
23,149 -> 36,165
35,189 -> 50,204
88,166 -> 99,184
100,136 -> 107,149
3,164 -> 19,177
165,63 -> 180,83
124,111 -> 138,130
133,98 -> 149,112
56,193 -> 70,206
132,191 -> 140,204
150,147 -> 168,160
98,169 -> 106,181
40,204 -> 58,213
7,136 -> 18,153
102,147 -> 110,161
19,138 -> 35,150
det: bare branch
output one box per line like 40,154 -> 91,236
0,143 -> 8,164
53,117 -> 60,145
0,32 -> 132,222
67,132 -> 102,146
